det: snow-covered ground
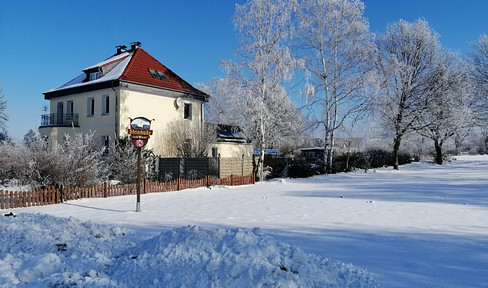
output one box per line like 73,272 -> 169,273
3,155 -> 488,287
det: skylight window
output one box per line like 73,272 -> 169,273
157,71 -> 167,80
149,69 -> 167,81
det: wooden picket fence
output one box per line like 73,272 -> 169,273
0,174 -> 255,210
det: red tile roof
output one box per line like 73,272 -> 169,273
120,48 -> 208,98
44,47 -> 209,99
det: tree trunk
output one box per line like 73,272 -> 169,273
485,135 -> 488,155
434,139 -> 443,165
393,137 -> 401,170
326,148 -> 333,174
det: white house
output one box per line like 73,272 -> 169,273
39,42 -> 209,154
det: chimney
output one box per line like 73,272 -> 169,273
116,45 -> 127,54
130,41 -> 141,51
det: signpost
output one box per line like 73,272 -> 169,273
127,117 -> 153,212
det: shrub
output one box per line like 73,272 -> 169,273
264,157 -> 288,179
287,158 -> 316,178
330,149 -> 418,173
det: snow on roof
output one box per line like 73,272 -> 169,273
299,147 -> 325,151
217,129 -> 245,139
45,55 -> 132,93
83,52 -> 130,71
45,47 -> 209,99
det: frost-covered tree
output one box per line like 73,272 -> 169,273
297,0 -> 373,173
417,54 -> 474,164
23,129 -> 39,147
60,132 -> 108,187
198,77 -> 245,128
373,19 -> 443,170
230,0 -> 300,180
0,85 -> 7,133
105,137 -> 138,184
200,75 -> 305,156
469,34 -> 488,149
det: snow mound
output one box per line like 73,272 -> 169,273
0,213 -> 131,287
0,214 -> 376,287
113,226 -> 377,288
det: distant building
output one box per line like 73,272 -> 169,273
299,147 -> 325,163
253,149 -> 281,158
207,124 -> 253,158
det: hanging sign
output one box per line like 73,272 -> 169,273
128,117 -> 153,148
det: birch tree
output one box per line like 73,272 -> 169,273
232,0 -> 298,180
200,75 -> 305,156
297,0 -> 373,173
374,19 -> 442,170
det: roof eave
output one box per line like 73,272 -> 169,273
119,80 -> 209,102
43,80 -> 120,99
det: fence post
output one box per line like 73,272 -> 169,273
218,154 -> 221,179
60,185 -> 64,203
104,182 -> 108,198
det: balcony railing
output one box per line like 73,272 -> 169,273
40,113 -> 79,127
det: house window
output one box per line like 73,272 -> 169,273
212,147 -> 218,158
90,72 -> 101,81
102,95 -> 109,115
67,100 -> 74,118
87,98 -> 94,117
184,103 -> 192,120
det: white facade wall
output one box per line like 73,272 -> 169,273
118,86 -> 204,153
41,83 -> 205,154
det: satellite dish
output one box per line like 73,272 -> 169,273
175,97 -> 183,108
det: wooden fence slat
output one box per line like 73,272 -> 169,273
0,174 -> 255,210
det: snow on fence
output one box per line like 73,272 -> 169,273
0,174 -> 255,210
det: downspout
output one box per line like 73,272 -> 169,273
111,81 -> 119,139
201,99 -> 205,156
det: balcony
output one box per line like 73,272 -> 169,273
40,113 -> 79,127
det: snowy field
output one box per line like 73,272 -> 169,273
3,155 -> 488,287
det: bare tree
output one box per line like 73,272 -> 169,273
417,54 -> 474,164
228,0 -> 299,180
373,19 -> 443,170
297,0 -> 374,173
469,34 -> 488,143
0,85 -> 7,133
157,119 -> 216,158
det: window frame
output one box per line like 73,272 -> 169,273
184,103 -> 192,120
67,100 -> 74,118
102,95 -> 110,115
90,72 -> 101,81
87,97 -> 95,117
148,69 -> 168,81
211,147 -> 218,158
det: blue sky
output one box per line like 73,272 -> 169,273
0,0 -> 487,140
